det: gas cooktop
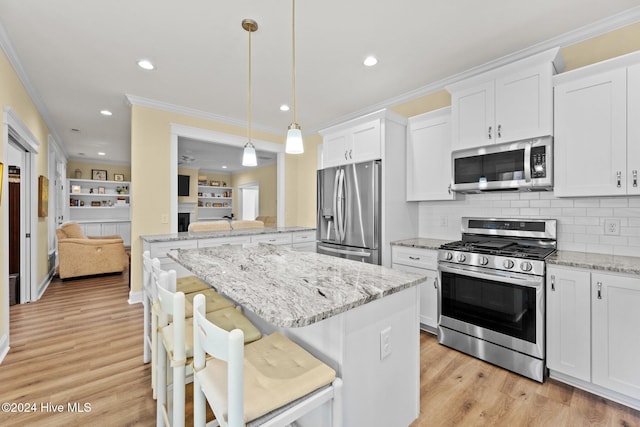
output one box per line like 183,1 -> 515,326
440,239 -> 556,261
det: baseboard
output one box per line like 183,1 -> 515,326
0,333 -> 9,364
128,290 -> 143,305
549,370 -> 640,411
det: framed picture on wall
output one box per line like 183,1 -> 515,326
92,169 -> 107,180
38,175 -> 49,217
114,174 -> 124,181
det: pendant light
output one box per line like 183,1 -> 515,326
285,0 -> 304,154
242,19 -> 258,167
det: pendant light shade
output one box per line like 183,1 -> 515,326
285,0 -> 304,154
242,19 -> 258,167
242,142 -> 257,166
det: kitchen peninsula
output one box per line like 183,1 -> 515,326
167,243 -> 426,426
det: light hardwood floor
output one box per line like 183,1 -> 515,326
2,273 -> 639,426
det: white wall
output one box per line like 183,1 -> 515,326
418,193 -> 640,257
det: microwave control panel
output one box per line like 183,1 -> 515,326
531,146 -> 547,178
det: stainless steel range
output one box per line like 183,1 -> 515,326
437,217 -> 557,382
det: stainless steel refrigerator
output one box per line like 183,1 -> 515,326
316,160 -> 381,264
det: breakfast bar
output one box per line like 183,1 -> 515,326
167,243 -> 426,426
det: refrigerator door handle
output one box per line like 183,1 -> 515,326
317,245 -> 372,257
336,169 -> 346,241
332,169 -> 341,241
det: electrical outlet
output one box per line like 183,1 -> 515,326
160,214 -> 169,224
604,218 -> 620,235
380,327 -> 392,360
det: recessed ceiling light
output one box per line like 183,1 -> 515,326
222,165 -> 228,169
280,104 -> 290,112
98,152 -> 106,156
100,110 -> 112,116
137,59 -> 155,70
363,56 -> 378,67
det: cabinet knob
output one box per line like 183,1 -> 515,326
617,171 -> 622,188
550,274 -> 555,291
633,170 -> 638,188
488,126 -> 492,140
597,281 -> 603,300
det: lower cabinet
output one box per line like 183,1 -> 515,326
391,246 -> 438,333
77,221 -> 131,247
547,265 -> 640,408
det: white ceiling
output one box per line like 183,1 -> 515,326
0,1 -> 639,169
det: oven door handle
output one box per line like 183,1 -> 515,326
438,264 -> 543,289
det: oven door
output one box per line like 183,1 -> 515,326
438,263 -> 544,359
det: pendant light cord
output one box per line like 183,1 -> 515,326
248,26 -> 253,144
292,0 -> 297,124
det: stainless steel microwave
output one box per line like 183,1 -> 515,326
451,136 -> 553,193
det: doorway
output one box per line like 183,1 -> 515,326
7,144 -> 23,305
239,182 -> 260,220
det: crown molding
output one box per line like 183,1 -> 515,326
126,94 -> 284,136
308,6 -> 640,134
0,21 -> 66,153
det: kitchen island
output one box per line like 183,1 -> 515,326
168,243 -> 426,427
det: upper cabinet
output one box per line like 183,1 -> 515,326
553,51 -> 640,197
447,48 -> 563,151
321,119 -> 381,168
406,107 -> 455,201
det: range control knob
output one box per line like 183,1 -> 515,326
456,253 -> 467,263
520,261 -> 533,272
479,256 -> 489,266
444,252 -> 453,261
503,259 -> 515,269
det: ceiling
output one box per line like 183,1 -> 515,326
0,1 -> 639,169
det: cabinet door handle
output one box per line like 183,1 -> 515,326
434,277 -> 438,289
597,281 -> 603,300
617,171 -> 622,188
497,124 -> 502,138
550,274 -> 555,291
408,256 -> 420,260
344,150 -> 348,160
633,170 -> 638,187
488,126 -> 492,139
448,184 -> 452,194
349,149 -> 353,159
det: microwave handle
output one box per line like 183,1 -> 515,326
524,142 -> 532,183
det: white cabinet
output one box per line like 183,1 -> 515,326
447,48 -> 561,151
391,246 -> 438,333
292,230 -> 316,252
553,52 -> 640,197
321,119 -> 381,168
554,69 -> 627,197
546,266 -> 591,382
546,264 -> 640,409
592,272 -> 640,400
406,108 -> 454,201
197,185 -> 233,220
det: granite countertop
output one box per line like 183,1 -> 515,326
391,237 -> 452,251
547,251 -> 640,276
167,243 -> 427,327
141,226 -> 314,243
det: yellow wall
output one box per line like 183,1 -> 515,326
0,46 -> 52,340
231,163 -> 277,219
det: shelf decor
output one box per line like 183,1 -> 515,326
92,169 -> 107,180
114,174 -> 124,181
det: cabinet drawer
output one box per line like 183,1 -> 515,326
391,246 -> 437,270
292,231 -> 316,244
198,236 -> 251,248
250,233 -> 292,245
149,240 -> 198,259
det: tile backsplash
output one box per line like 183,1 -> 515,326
418,192 -> 640,257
